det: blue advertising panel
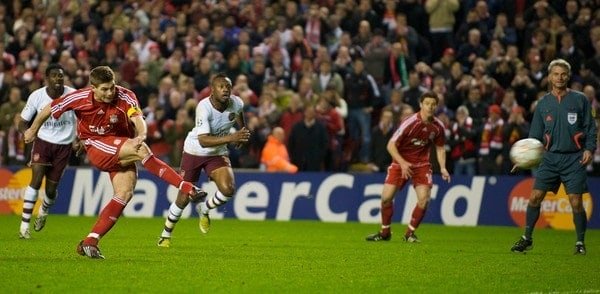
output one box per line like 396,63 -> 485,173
0,167 -> 597,229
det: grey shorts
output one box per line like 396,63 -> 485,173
533,151 -> 588,194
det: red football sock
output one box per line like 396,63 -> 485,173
380,202 -> 394,236
142,154 -> 193,194
84,197 -> 127,245
405,205 -> 427,236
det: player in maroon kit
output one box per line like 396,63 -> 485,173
366,91 -> 451,242
24,66 -> 206,259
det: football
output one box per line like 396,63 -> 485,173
510,138 -> 544,169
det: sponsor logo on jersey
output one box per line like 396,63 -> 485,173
508,178 -> 593,230
90,125 -> 107,135
410,138 -> 427,146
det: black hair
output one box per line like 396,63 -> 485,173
45,63 -> 64,77
211,72 -> 232,85
419,91 -> 439,104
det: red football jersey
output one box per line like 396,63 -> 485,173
390,113 -> 446,166
50,86 -> 141,140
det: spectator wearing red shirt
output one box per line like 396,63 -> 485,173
315,96 -> 344,171
278,94 -> 304,144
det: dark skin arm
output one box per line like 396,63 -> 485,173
234,113 -> 248,149
198,114 -> 250,148
17,117 -> 29,133
24,104 -> 52,143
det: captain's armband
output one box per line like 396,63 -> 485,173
127,106 -> 142,118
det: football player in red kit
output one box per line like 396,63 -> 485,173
24,66 -> 206,258
366,91 -> 451,242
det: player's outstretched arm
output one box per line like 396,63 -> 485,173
24,104 -> 51,143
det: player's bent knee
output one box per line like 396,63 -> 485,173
221,186 -> 236,197
528,198 -> 543,207
175,192 -> 191,206
381,198 -> 394,205
119,144 -> 149,164
528,190 -> 545,207
30,173 -> 45,189
114,191 -> 134,202
137,143 -> 152,157
417,199 -> 430,208
45,189 -> 57,199
568,196 -> 584,212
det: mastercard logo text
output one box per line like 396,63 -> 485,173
508,178 -> 593,230
0,168 -> 44,215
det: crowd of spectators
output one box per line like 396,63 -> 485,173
0,0 -> 599,176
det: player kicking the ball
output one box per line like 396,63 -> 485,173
366,91 -> 451,243
24,66 -> 206,259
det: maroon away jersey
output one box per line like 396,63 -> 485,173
390,113 -> 446,166
50,86 -> 141,140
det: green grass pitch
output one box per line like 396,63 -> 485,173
1,215 -> 599,293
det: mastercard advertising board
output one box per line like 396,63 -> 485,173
0,167 -> 598,229
507,178 -> 593,230
0,168 -> 43,215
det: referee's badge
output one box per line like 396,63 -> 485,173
567,113 -> 577,125
33,153 -> 40,162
